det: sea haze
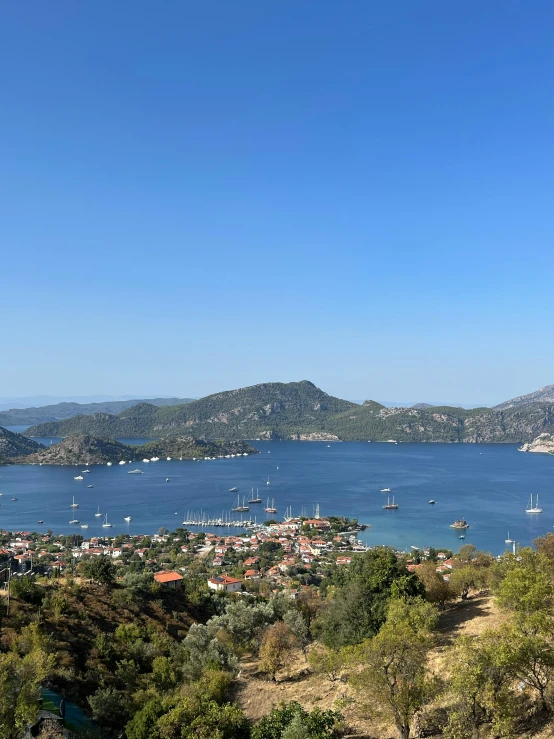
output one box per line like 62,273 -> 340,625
0,442 -> 552,555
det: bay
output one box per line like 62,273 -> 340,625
0,441 -> 553,555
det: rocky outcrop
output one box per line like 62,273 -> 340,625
519,433 -> 554,454
18,435 -> 135,465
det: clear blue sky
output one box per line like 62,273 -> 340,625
2,1 -> 553,406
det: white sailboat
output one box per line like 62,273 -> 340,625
266,476 -> 270,486
102,513 -> 113,528
525,494 -> 542,513
264,498 -> 277,513
505,531 -> 514,544
70,496 -> 79,509
94,506 -> 102,517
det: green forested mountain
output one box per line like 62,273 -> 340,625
22,381 -> 554,443
25,381 -> 356,439
0,427 -> 44,462
0,396 -> 194,426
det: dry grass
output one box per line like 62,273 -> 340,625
235,594 -> 512,739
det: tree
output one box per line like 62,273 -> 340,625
88,686 -> 131,730
314,548 -> 424,648
251,701 -> 343,739
415,562 -> 454,608
80,555 -> 116,585
126,696 -> 164,739
445,632 -> 516,739
210,599 -> 275,651
349,599 -> 438,739
494,623 -> 554,713
155,696 -> 250,739
0,649 -> 55,739
180,623 -> 237,681
283,609 -> 309,652
495,549 -> 553,616
307,644 -> 344,682
259,622 -> 296,680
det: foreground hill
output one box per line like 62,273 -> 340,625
0,396 -> 194,426
15,434 -> 258,465
0,426 -> 44,462
25,381 -> 356,439
494,383 -> 554,410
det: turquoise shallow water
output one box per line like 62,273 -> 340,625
1,441 -> 553,554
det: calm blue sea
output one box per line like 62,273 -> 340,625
1,440 -> 553,555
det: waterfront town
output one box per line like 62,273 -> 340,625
0,513 -> 455,595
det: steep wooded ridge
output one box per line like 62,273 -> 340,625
0,426 -> 44,462
22,380 -> 554,444
0,396 -> 194,426
25,381 -> 356,439
13,433 -> 258,465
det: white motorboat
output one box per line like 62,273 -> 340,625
81,524 -> 89,529
69,519 -> 80,525
380,488 -> 391,492
107,462 -> 113,466
124,516 -> 132,522
74,475 -> 84,480
128,469 -> 143,475
82,469 -> 91,474
119,461 -> 126,465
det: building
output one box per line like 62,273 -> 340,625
207,575 -> 242,593
153,571 -> 183,589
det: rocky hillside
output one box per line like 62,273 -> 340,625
25,381 -> 356,440
0,396 -> 194,426
519,433 -> 554,454
15,434 -> 258,465
494,383 -> 554,410
325,402 -> 554,443
0,426 -> 44,462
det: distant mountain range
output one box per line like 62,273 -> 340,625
0,397 -> 194,426
20,380 -> 554,444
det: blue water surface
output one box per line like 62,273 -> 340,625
0,441 -> 553,554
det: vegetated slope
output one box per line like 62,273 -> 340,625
15,434 -> 258,465
0,426 -> 44,462
26,381 -> 357,439
0,396 -> 194,426
324,401 -> 554,442
494,383 -> 554,410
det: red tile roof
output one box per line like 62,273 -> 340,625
154,571 -> 183,584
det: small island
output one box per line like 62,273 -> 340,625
13,433 -> 259,466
